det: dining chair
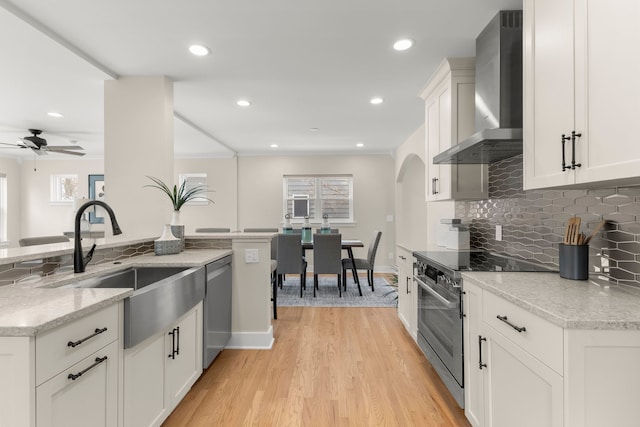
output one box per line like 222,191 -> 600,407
19,236 -> 70,247
270,236 -> 278,318
312,233 -> 342,297
315,228 -> 340,234
195,227 -> 231,232
276,234 -> 308,297
243,227 -> 279,232
342,230 -> 382,291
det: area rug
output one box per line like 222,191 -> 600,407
277,276 -> 398,307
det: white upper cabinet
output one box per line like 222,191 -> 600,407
420,58 -> 488,201
524,0 -> 640,190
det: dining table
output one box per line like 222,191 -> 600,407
301,238 -> 365,296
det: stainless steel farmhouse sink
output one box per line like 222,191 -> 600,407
63,266 -> 205,348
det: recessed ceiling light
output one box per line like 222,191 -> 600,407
47,112 -> 64,118
189,44 -> 211,56
356,143 -> 364,148
370,97 -> 384,105
237,99 -> 251,107
309,127 -> 319,132
393,38 -> 414,51
270,144 -> 278,148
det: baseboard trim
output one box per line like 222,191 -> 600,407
226,326 -> 274,349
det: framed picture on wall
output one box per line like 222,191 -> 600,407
88,174 -> 105,224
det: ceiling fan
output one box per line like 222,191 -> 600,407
0,129 -> 85,156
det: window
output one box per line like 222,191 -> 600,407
50,174 -> 78,203
283,175 -> 353,223
179,173 -> 209,205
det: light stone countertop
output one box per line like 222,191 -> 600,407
462,271 -> 640,330
0,248 -> 232,337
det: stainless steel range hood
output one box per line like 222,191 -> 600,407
434,10 -> 523,164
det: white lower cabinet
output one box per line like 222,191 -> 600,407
396,246 -> 417,339
36,341 -> 119,427
124,301 -> 203,427
464,279 -> 640,427
0,303 -> 121,427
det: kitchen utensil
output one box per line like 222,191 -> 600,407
583,219 -> 606,245
571,217 -> 581,245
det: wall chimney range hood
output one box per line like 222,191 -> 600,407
434,10 -> 523,164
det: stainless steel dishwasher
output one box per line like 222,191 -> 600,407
203,255 -> 232,368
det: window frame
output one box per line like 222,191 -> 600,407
283,175 -> 354,224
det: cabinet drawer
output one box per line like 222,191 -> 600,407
483,292 -> 563,374
36,304 -> 119,385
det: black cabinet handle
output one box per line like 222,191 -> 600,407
175,326 -> 180,356
168,328 -> 177,359
570,131 -> 582,169
497,315 -> 527,333
431,178 -> 436,195
478,336 -> 487,370
433,178 -> 439,195
399,255 -> 406,260
67,327 -> 108,348
406,276 -> 410,294
68,356 -> 108,381
561,134 -> 571,172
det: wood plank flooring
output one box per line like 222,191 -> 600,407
163,306 -> 469,426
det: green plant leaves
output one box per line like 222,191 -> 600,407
144,175 -> 214,211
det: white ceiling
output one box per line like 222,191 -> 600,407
0,0 -> 521,159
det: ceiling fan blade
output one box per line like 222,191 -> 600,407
31,148 -> 47,156
19,138 -> 38,149
45,145 -> 84,150
0,142 -> 22,147
47,149 -> 85,156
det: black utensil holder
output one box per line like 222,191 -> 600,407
559,243 -> 589,280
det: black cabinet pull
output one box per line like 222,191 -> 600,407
168,328 -> 177,359
478,336 -> 487,370
431,178 -> 436,195
433,178 -> 439,195
561,134 -> 572,172
175,326 -> 180,356
570,131 -> 582,169
67,327 -> 108,348
497,315 -> 527,333
406,276 -> 410,294
68,356 -> 108,381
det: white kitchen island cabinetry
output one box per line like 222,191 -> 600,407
123,301 -> 202,427
524,0 -> 640,190
464,274 -> 640,427
0,302 -> 122,427
419,57 -> 487,201
396,246 -> 417,340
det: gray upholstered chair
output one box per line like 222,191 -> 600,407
312,233 -> 342,297
276,234 -> 308,297
19,235 -> 70,247
195,227 -> 231,232
342,230 -> 382,291
243,228 -> 279,232
315,228 -> 339,234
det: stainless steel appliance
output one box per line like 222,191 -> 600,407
434,10 -> 524,165
203,255 -> 232,368
412,250 -> 555,408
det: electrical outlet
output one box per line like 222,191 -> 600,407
388,252 -> 394,260
245,249 -> 259,263
496,225 -> 503,241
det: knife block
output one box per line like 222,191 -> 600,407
559,244 -> 589,280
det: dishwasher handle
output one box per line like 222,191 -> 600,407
414,276 -> 457,309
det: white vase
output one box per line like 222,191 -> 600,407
155,224 -> 180,255
171,210 -> 181,226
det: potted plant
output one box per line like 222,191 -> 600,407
145,175 -> 214,224
145,176 -> 214,251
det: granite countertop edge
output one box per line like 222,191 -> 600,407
0,248 -> 232,337
461,271 -> 640,330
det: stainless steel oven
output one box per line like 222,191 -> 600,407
414,259 -> 464,408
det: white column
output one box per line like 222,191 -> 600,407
104,77 -> 174,236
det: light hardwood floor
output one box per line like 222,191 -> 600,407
163,304 -> 469,426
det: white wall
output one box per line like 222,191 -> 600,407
174,157 -> 238,233
237,155 -> 395,270
20,158 -> 104,241
0,157 -> 22,247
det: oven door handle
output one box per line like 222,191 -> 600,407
414,277 -> 457,309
